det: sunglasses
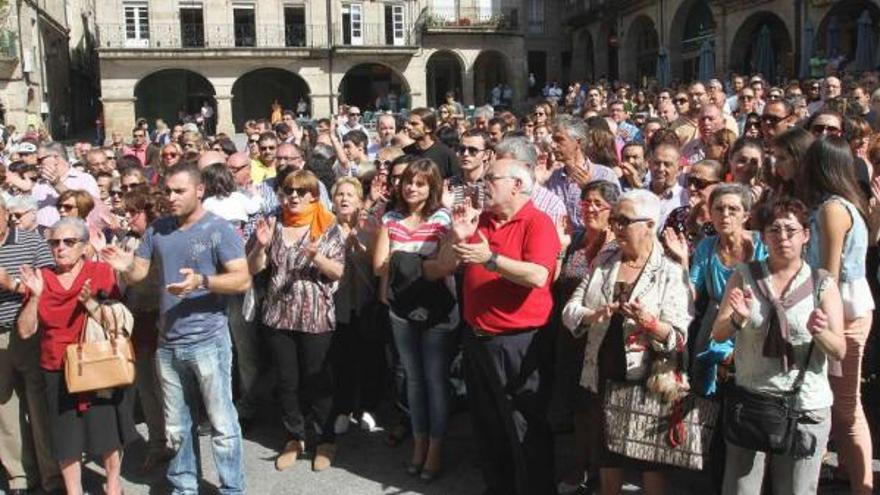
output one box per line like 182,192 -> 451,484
58,203 -> 77,212
373,159 -> 392,168
456,145 -> 485,156
283,187 -> 311,197
9,211 -> 31,220
610,215 -> 651,229
259,145 -> 276,151
48,237 -> 81,248
761,114 -> 789,125
686,176 -> 720,190
109,190 -> 124,198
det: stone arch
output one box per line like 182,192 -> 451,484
728,11 -> 793,82
231,68 -> 311,131
624,15 -> 659,83
472,50 -> 511,106
338,63 -> 411,112
669,0 -> 717,81
134,69 -> 215,128
816,0 -> 880,62
426,50 -> 465,108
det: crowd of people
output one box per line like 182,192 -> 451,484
0,70 -> 879,495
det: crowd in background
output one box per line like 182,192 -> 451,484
0,69 -> 879,495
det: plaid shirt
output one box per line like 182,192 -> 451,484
545,161 -> 620,232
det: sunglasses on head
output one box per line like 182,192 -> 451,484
283,186 -> 311,197
48,237 -> 80,248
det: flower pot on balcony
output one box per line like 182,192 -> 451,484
458,18 -> 471,26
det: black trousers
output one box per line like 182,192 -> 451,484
266,328 -> 335,444
462,327 -> 555,495
332,309 -> 388,417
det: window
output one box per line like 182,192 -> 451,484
123,1 -> 149,47
384,5 -> 404,45
233,4 -> 256,47
180,7 -> 205,48
342,4 -> 362,46
284,6 -> 306,47
528,0 -> 544,33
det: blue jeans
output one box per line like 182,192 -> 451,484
389,311 -> 455,438
156,333 -> 244,495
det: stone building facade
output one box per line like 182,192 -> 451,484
564,0 -> 880,86
0,0 -> 97,138
95,0 -> 557,137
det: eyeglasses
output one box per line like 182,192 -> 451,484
58,203 -> 77,212
810,124 -> 842,136
765,226 -> 803,239
109,190 -> 124,198
609,215 -> 651,229
761,114 -> 790,125
580,200 -> 610,212
768,94 -> 783,100
456,145 -> 485,156
283,187 -> 311,197
686,176 -> 720,191
674,98 -> 688,104
48,237 -> 81,248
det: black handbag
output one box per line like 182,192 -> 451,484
723,342 -> 813,454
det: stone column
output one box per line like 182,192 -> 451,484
100,96 -> 135,141
310,94 -> 333,119
215,94 -> 234,135
462,68 -> 475,107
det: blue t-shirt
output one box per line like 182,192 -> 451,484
136,212 -> 245,347
690,232 -> 768,302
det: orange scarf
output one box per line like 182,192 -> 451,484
282,202 -> 335,240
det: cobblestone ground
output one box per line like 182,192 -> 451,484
50,409 -> 874,495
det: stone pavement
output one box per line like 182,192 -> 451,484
55,408 -> 873,495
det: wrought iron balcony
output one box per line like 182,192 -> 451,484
423,7 -> 519,32
331,22 -> 417,47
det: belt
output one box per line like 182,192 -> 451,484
473,327 -> 538,338
0,323 -> 14,333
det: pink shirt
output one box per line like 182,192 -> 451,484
33,168 -> 102,228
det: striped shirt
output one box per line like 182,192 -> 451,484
0,228 -> 54,327
383,208 -> 451,257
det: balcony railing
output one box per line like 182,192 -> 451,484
97,22 -> 328,49
424,7 -> 518,31
331,22 -> 417,47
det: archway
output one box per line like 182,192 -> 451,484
729,12 -> 793,82
338,63 -> 410,112
817,0 -> 880,63
232,68 -> 310,131
670,0 -> 716,81
625,15 -> 659,83
426,51 -> 463,108
134,69 -> 215,128
472,50 -> 510,106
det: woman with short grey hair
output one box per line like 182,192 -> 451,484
562,189 -> 692,494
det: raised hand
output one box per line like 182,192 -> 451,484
662,227 -> 689,266
451,203 -> 480,242
729,286 -> 754,323
254,217 -> 276,249
77,278 -> 93,304
100,245 -> 135,272
18,264 -> 43,298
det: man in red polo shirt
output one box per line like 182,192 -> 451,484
432,158 -> 560,495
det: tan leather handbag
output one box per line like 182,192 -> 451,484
64,302 -> 136,394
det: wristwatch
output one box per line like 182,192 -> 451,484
197,273 -> 209,290
483,252 -> 499,272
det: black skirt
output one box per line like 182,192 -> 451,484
43,370 -> 138,461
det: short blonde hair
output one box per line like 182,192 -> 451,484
331,176 -> 364,200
